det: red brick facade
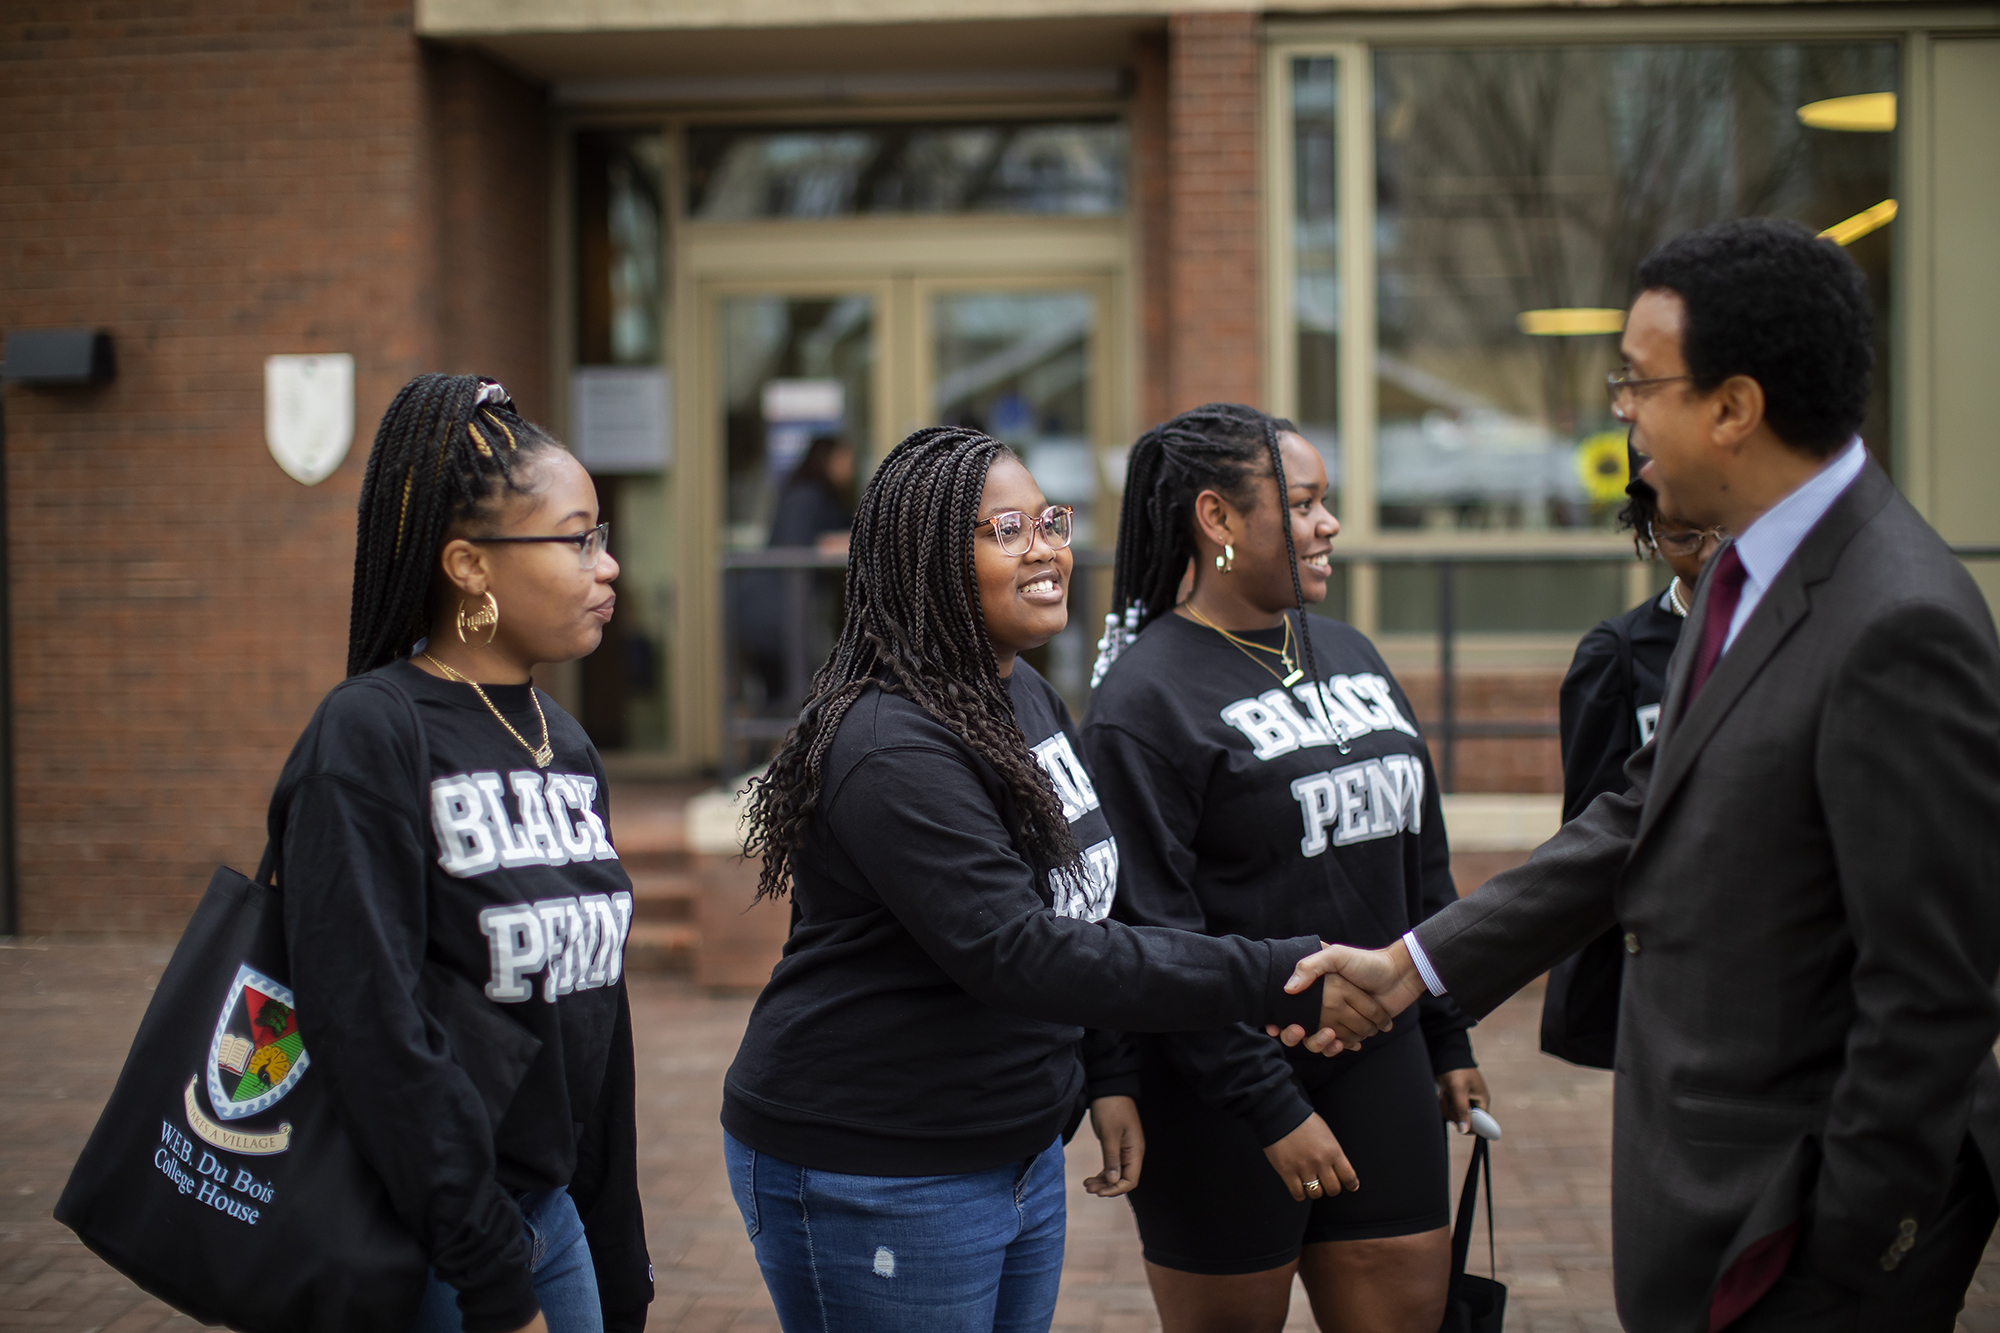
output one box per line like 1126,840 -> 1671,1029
1166,11 -> 1264,413
0,4 -> 547,932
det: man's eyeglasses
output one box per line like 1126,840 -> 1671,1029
1644,519 -> 1724,557
1606,368 -> 1693,421
974,506 -> 1074,557
469,521 -> 611,569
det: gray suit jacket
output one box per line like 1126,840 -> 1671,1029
1415,461 -> 2000,1331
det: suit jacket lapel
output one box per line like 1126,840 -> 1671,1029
1635,461 -> 1896,848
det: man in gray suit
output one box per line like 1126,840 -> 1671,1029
1284,219 -> 2000,1330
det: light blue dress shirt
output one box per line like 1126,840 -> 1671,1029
1402,437 -> 1869,998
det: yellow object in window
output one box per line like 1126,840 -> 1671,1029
1575,432 -> 1630,504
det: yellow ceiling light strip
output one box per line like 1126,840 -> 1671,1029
1820,199 -> 1898,246
1797,92 -> 1896,132
1517,308 -> 1626,337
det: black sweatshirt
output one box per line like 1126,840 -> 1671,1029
1084,612 -> 1475,1148
1558,590 -> 1685,821
269,662 -> 653,1333
722,662 -> 1327,1176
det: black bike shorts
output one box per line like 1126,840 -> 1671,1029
1126,1027 -> 1452,1275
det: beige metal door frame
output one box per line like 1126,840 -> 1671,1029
670,219 -> 1132,770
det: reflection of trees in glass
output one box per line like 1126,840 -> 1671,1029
575,131 -> 665,367
686,122 -> 1127,219
1368,40 -> 1896,524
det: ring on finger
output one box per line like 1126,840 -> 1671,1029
1303,1177 -> 1324,1198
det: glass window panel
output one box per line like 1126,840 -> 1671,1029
720,296 -> 875,550
575,130 -> 665,366
1380,561 -> 1627,634
572,130 -> 668,753
932,289 -> 1100,707
1351,42 -> 1896,534
1294,58 -> 1341,516
720,296 -> 874,738
687,120 -> 1127,220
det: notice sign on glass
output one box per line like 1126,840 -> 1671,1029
571,366 -> 671,474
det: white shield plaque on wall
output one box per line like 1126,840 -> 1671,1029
264,353 -> 354,485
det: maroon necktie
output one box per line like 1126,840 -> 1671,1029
1686,544 -> 1747,703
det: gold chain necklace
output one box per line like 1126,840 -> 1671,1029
1182,603 -> 1305,687
423,654 -> 554,768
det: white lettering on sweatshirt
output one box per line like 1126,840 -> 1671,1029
431,771 -> 620,878
479,891 -> 634,1003
1219,675 -> 1419,761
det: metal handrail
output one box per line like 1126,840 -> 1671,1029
719,543 -> 2000,786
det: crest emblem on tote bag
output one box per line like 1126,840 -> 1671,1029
177,964 -> 311,1160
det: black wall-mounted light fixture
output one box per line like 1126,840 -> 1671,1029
1,329 -> 116,386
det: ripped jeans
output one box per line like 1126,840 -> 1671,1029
723,1132 -> 1067,1333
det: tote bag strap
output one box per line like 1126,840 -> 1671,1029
257,668 -> 436,893
1449,1135 -> 1497,1280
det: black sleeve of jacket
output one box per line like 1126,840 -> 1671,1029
277,690 -> 537,1333
1408,739 -> 1476,1074
1079,1028 -> 1141,1101
825,743 -> 1327,1036
1558,622 -> 1633,824
1413,738 -> 1647,1020
569,984 -> 653,1332
1807,604 -> 2000,1290
1085,721 -> 1317,1147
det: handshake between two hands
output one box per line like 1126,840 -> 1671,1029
1271,938 -> 1430,1056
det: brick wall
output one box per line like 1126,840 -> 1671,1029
1166,11 -> 1263,413
1129,32 -> 1172,433
0,5 -> 549,933
425,45 -> 551,417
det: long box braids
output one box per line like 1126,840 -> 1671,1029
743,426 -> 1083,903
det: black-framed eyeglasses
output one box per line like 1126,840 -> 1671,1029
974,506 -> 1074,557
1606,368 -> 1694,421
1644,519 -> 1724,557
469,521 -> 610,569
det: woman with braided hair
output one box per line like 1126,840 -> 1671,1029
1082,403 -> 1487,1333
721,425 -> 1387,1333
267,374 -> 651,1333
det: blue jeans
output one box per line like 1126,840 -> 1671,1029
412,1187 -> 603,1333
725,1132 -> 1068,1333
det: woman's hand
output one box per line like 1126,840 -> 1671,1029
1261,1111 -> 1359,1202
1083,1095 -> 1145,1197
506,1315 -> 549,1333
1436,1068 -> 1491,1135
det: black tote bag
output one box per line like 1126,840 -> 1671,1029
1437,1134 -> 1506,1333
52,675 -> 471,1331
53,854 -> 430,1330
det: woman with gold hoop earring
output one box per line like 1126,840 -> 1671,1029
265,374 -> 648,1333
1084,403 -> 1486,1333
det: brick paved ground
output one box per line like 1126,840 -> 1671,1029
5,940 -> 1998,1331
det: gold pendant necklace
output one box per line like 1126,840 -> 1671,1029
423,654 -> 554,768
1183,604 -> 1305,687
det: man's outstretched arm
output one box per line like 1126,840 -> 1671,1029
1275,744 -> 1652,1047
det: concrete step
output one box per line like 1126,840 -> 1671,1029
625,921 -> 698,973
628,870 -> 696,923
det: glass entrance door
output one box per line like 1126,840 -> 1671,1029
696,269 -> 1124,772
714,292 -> 878,765
922,281 -> 1113,709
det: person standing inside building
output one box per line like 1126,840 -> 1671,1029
1284,219 -> 2000,1331
737,434 -> 857,709
723,425 -> 1385,1333
1082,404 -> 1484,1333
1540,445 -> 1723,1068
272,374 -> 652,1333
